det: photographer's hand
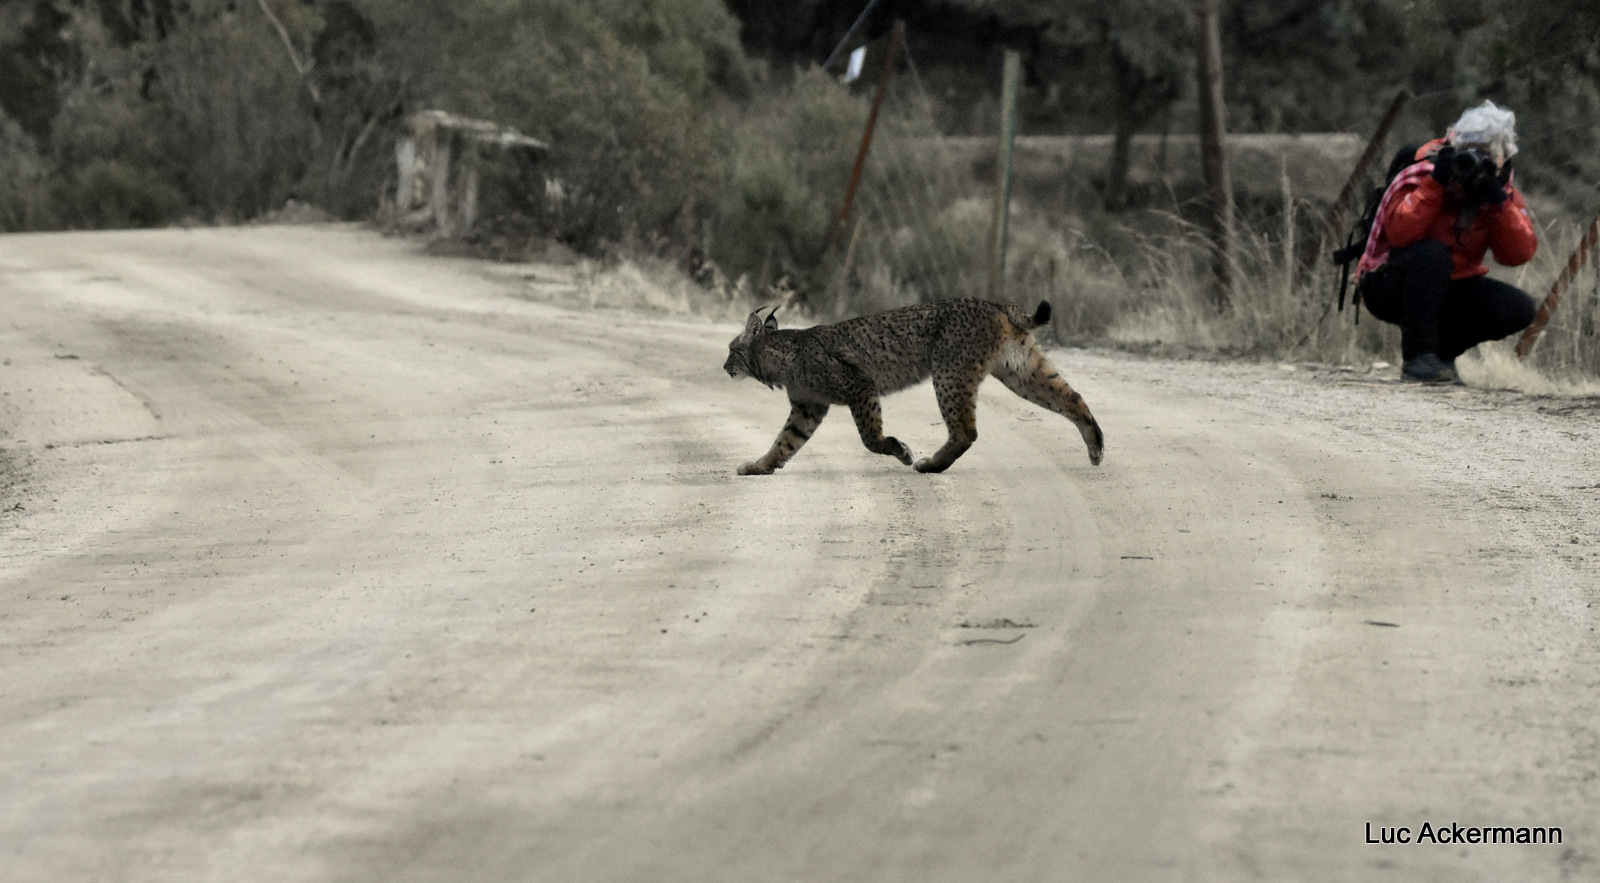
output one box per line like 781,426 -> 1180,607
1475,178 -> 1509,207
1430,146 -> 1457,185
1474,160 -> 1512,207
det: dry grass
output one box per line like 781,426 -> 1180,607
1047,178 -> 1600,392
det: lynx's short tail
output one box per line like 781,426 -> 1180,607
1002,300 -> 1052,331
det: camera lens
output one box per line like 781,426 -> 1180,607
1450,149 -> 1483,180
1448,147 -> 1495,187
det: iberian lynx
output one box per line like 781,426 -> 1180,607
723,298 -> 1104,474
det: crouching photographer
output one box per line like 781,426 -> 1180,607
1354,101 -> 1539,384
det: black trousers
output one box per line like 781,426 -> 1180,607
1358,240 -> 1537,362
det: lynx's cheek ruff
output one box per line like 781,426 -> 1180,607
724,299 -> 1104,474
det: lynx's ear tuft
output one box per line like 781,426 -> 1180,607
763,305 -> 780,333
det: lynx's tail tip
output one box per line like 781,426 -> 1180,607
1032,301 -> 1052,327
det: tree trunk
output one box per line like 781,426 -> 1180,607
1104,51 -> 1144,211
1105,125 -> 1132,211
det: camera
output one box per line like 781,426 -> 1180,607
1448,146 -> 1495,189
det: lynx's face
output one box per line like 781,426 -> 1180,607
725,307 -> 778,379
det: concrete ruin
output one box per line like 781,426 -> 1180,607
394,110 -> 549,236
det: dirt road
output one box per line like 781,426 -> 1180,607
1,226 -> 1596,881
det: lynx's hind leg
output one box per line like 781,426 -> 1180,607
740,401 -> 829,475
993,339 -> 1105,465
915,361 -> 984,473
849,395 -> 915,466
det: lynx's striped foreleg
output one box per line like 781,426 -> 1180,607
739,401 -> 830,475
992,341 -> 1105,465
849,395 -> 915,466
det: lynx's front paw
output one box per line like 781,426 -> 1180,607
913,457 -> 948,474
738,461 -> 774,475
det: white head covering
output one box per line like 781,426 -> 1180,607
1446,100 -> 1518,162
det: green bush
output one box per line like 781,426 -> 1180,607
148,7 -> 317,221
711,67 -> 869,295
39,0 -> 316,224
2,105 -> 185,231
370,0 -> 750,252
0,113 -> 57,231
55,160 -> 187,229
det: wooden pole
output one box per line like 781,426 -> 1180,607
1515,211 -> 1600,359
1194,0 -> 1232,310
987,49 -> 1022,301
830,20 -> 903,251
757,241 -> 774,296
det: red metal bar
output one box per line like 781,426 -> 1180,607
831,20 -> 904,251
1324,90 -> 1411,247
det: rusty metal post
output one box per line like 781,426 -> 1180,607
830,20 -> 903,251
823,0 -> 887,72
1293,90 -> 1413,348
835,215 -> 866,316
1319,90 -> 1411,260
1515,210 -> 1600,359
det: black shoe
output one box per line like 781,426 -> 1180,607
1401,353 -> 1461,384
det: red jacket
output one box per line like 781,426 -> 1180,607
1379,139 -> 1538,279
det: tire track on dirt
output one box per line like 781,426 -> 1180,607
1,228 -> 1594,883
